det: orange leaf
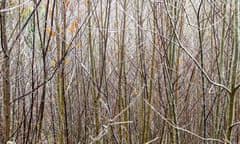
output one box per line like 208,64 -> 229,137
46,27 -> 54,37
65,0 -> 69,8
68,26 -> 74,33
73,21 -> 78,28
65,58 -> 69,65
133,88 -> 137,95
50,31 -> 55,37
46,27 -> 51,33
68,21 -> 78,33
76,42 -> 81,48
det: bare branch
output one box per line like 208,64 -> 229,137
144,100 -> 225,143
0,0 -> 31,13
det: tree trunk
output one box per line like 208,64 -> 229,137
1,0 -> 11,143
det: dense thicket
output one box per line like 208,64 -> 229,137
0,0 -> 239,143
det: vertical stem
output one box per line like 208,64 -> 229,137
62,1 -> 69,143
215,1 -> 226,141
114,1 -> 121,143
55,1 -> 64,142
145,1 -> 157,142
226,0 -> 238,142
37,0 -> 51,141
163,1 -> 180,143
197,0 -> 206,142
87,0 -> 99,142
0,0 -> 11,143
26,7 -> 36,143
117,0 -> 127,143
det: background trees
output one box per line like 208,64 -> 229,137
0,0 -> 239,143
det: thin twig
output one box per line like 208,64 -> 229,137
144,137 -> 160,144
0,0 -> 31,13
144,100 -> 225,143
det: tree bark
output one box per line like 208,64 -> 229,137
1,0 -> 11,143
